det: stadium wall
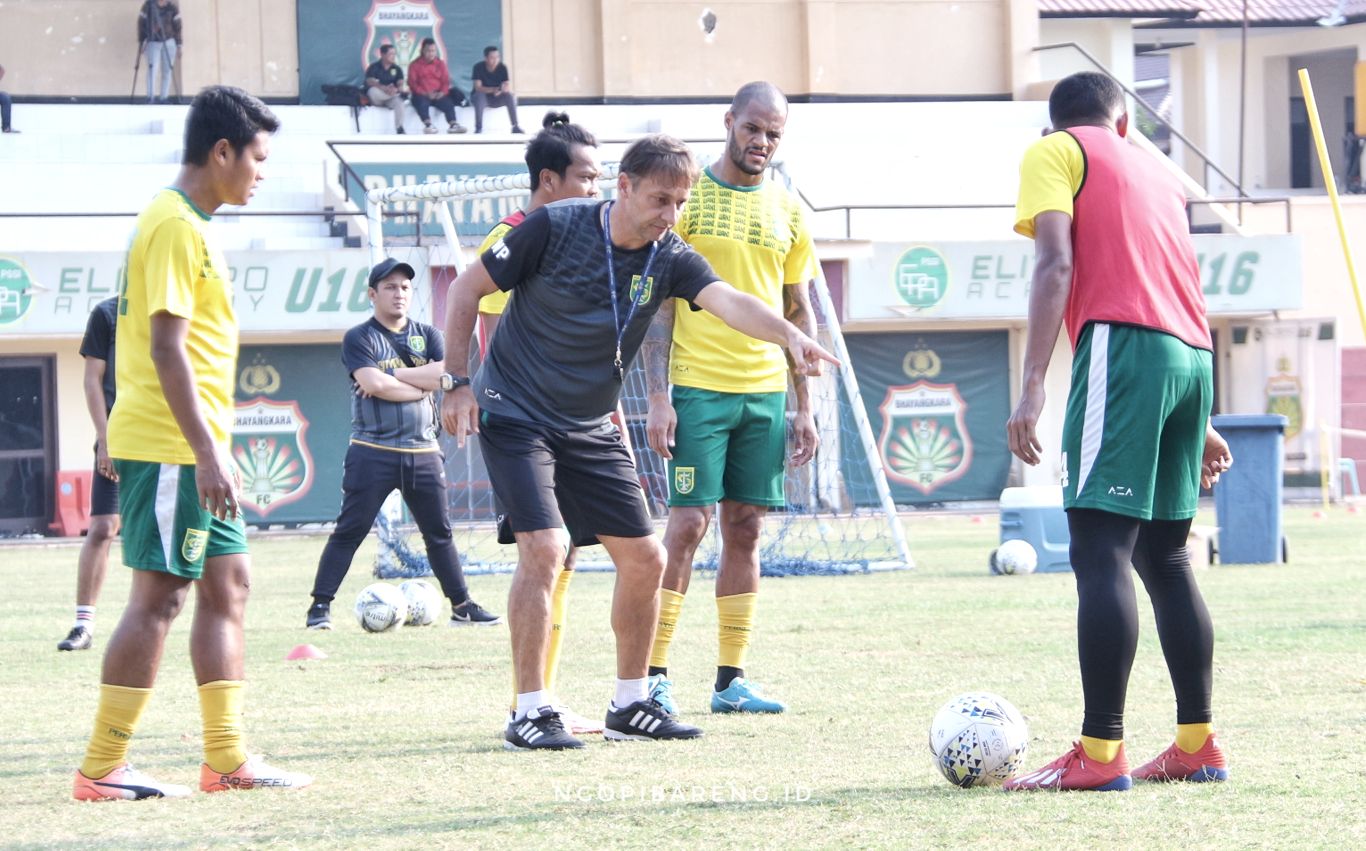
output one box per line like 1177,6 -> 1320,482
0,0 -> 298,100
0,0 -> 1039,101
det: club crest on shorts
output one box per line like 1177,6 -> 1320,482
629,275 -> 654,305
877,381 -> 972,495
182,527 -> 208,563
674,466 -> 695,495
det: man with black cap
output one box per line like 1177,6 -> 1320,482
305,257 -> 500,629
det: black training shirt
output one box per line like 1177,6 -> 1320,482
342,317 -> 444,451
79,296 -> 119,414
476,198 -> 717,430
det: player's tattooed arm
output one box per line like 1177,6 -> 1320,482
643,298 -> 677,458
784,281 -> 819,465
783,282 -> 816,411
642,297 -> 675,397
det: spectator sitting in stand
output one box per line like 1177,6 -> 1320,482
365,44 -> 409,135
408,38 -> 467,135
471,46 -> 522,134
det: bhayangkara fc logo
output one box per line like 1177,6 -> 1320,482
232,397 -> 315,517
363,0 -> 446,72
877,381 -> 974,494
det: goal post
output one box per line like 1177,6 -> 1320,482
362,169 -> 912,577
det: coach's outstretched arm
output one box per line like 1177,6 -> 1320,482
440,259 -> 500,445
692,281 -> 839,376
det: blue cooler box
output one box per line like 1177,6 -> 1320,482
999,486 -> 1072,572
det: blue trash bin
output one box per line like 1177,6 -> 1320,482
998,486 -> 1072,572
1210,414 -> 1286,564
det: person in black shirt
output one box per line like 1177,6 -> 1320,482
470,46 -> 522,134
58,297 -> 122,652
364,44 -> 409,134
440,134 -> 837,750
306,258 -> 499,630
138,0 -> 182,104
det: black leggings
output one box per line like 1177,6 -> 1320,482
1068,508 -> 1214,741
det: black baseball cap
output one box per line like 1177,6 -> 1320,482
368,257 -> 416,288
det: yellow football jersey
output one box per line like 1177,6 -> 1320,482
108,189 -> 237,465
671,167 -> 817,393
1014,131 -> 1085,238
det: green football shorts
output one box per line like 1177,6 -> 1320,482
115,459 -> 249,579
1061,322 -> 1213,521
667,386 -> 786,508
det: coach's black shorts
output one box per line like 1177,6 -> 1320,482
480,411 -> 652,541
90,459 -> 120,517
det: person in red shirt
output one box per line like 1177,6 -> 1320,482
408,38 -> 467,134
1004,72 -> 1232,792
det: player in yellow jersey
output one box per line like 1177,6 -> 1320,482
642,82 -> 818,715
72,86 -> 311,801
467,111 -> 605,735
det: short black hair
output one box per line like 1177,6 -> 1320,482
1048,72 -> 1124,129
527,112 -> 598,191
182,85 -> 279,166
380,44 -> 396,57
484,45 -> 499,57
421,37 -> 436,50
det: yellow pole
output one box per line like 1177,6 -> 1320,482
1298,69 -> 1366,341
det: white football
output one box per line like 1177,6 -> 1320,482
994,539 -> 1038,575
354,582 -> 408,633
929,692 -> 1029,787
399,579 -> 442,626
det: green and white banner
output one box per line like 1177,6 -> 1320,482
842,330 -> 1011,504
233,344 -> 353,526
849,235 -> 1303,321
0,250 -> 431,336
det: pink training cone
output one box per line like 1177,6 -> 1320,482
286,644 -> 327,661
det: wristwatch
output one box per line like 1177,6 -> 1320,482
440,373 -> 471,391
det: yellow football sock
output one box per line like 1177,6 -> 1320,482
1080,735 -> 1123,763
80,684 -> 153,779
1176,722 -> 1214,754
650,589 -> 686,669
199,680 -> 248,774
716,593 -> 757,670
544,567 -> 574,694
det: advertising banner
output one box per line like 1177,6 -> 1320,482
842,331 -> 1011,504
848,235 -> 1303,321
297,0 -> 501,106
233,344 -> 353,526
0,250 -> 431,337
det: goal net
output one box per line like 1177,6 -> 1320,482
363,167 -> 912,577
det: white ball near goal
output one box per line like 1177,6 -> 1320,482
399,579 -> 441,626
354,583 -> 407,633
929,692 -> 1029,788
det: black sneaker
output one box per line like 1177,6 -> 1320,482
58,625 -> 92,651
603,698 -> 704,742
450,600 -> 503,626
511,125 -> 525,134
504,706 -> 584,751
305,601 -> 332,630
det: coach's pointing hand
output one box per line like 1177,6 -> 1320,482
441,385 -> 479,447
785,329 -> 839,377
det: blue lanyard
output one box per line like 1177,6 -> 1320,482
603,201 -> 659,378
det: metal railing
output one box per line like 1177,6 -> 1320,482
1033,41 -> 1248,198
